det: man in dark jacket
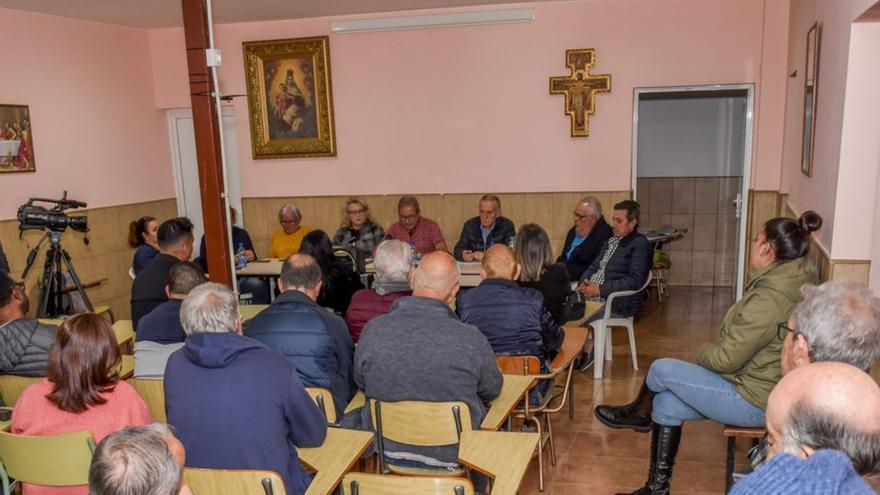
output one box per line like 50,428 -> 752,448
0,271 -> 55,378
246,254 -> 355,417
557,196 -> 613,281
355,251 -> 503,470
197,207 -> 269,304
131,217 -> 194,330
576,200 -> 652,371
165,282 -> 327,495
453,195 -> 516,262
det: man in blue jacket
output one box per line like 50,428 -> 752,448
245,253 -> 355,417
164,282 -> 327,495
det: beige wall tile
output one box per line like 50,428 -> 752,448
667,250 -> 692,286
668,214 -> 694,252
672,178 -> 696,215
636,179 -> 651,211
648,179 -> 673,215
714,249 -> 736,287
694,178 -> 719,215
692,214 -> 718,251
691,250 -> 717,287
830,262 -> 870,284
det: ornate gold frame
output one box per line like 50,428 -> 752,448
243,36 -> 336,159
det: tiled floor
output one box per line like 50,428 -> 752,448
518,286 -> 741,495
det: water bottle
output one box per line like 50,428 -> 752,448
508,236 -> 515,249
409,240 -> 418,265
236,243 -> 248,268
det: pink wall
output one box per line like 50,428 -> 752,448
149,0 -> 782,200
0,8 -> 175,220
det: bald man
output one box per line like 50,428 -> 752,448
354,251 -> 503,471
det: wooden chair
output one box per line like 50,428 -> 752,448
128,378 -> 166,422
183,467 -> 286,495
0,430 -> 95,495
369,400 -> 471,477
590,271 -> 653,379
305,387 -> 337,424
342,472 -> 475,495
240,304 -> 270,322
651,255 -> 671,302
723,425 -> 766,492
113,319 -> 134,354
0,375 -> 39,407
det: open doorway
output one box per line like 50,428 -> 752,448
632,85 -> 754,300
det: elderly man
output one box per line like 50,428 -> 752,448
164,283 -> 327,495
558,196 -> 613,281
246,254 -> 355,417
345,240 -> 413,342
131,217 -> 195,330
575,200 -> 651,371
0,270 -> 55,377
730,362 -> 880,494
134,262 -> 207,379
453,195 -> 516,262
269,204 -> 313,259
385,196 -> 447,255
89,423 -> 192,495
354,251 -> 503,471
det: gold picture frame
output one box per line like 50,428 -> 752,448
243,36 -> 336,159
0,104 -> 36,173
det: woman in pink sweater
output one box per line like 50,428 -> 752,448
11,313 -> 151,495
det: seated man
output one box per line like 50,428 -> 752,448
89,423 -> 191,495
557,196 -> 613,281
733,362 -> 880,494
196,207 -> 269,304
165,283 -> 327,495
345,240 -> 413,343
575,200 -> 651,370
246,254 -> 355,417
355,251 -> 503,471
131,217 -> 194,330
384,196 -> 447,255
453,195 -> 516,262
0,271 -> 55,377
731,450 -> 873,495
134,262 -> 207,379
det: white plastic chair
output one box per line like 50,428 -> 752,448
591,271 -> 652,379
128,267 -> 136,280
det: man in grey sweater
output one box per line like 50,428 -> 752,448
0,271 -> 55,378
354,251 -> 503,469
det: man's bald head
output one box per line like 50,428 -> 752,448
481,245 -> 518,280
411,252 -> 460,303
767,362 -> 880,475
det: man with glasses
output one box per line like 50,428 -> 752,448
557,196 -> 613,281
385,196 -> 447,255
0,270 -> 56,377
453,195 -> 516,262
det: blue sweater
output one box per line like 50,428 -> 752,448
164,333 -> 327,495
135,299 -> 186,344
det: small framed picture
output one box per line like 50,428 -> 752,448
0,104 -> 36,173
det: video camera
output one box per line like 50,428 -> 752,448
17,191 -> 89,235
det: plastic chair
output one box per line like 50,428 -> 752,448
0,430 -> 96,494
127,378 -> 166,422
128,267 -> 136,280
0,375 -> 39,407
183,467 -> 286,495
305,387 -> 337,424
369,399 -> 471,477
591,271 -> 653,379
342,472 -> 474,495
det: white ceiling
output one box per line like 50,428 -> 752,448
0,0 -> 560,29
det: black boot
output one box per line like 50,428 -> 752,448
615,423 -> 682,495
594,380 -> 655,432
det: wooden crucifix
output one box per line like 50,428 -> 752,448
549,49 -> 612,137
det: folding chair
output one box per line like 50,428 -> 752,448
0,430 -> 95,495
183,467 -> 286,495
342,472 -> 474,495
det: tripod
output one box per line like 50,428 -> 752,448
22,231 -> 93,318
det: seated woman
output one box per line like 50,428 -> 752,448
299,230 -> 364,315
594,211 -> 821,495
345,240 -> 413,343
515,223 -> 571,325
332,198 -> 385,261
11,313 -> 151,495
128,216 -> 158,275
268,204 -> 313,259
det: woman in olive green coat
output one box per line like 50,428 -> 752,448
594,211 -> 822,495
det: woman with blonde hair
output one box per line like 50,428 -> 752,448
332,197 -> 385,259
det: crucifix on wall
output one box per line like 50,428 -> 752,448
549,49 -> 612,137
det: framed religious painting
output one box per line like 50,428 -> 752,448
800,23 -> 820,177
0,104 -> 36,173
243,36 -> 337,159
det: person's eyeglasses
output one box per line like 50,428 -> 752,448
399,214 -> 418,221
280,219 -> 299,225
573,212 -> 592,221
348,209 -> 366,215
777,322 -> 796,340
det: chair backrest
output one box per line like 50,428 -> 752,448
496,355 -> 542,375
127,378 -> 166,422
183,467 -> 286,495
305,387 -> 336,424
369,400 -> 472,447
0,430 -> 95,486
128,267 -> 136,280
240,304 -> 270,322
0,375 -> 39,407
342,472 -> 475,495
112,320 -> 134,349
604,271 -> 653,319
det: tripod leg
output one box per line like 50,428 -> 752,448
37,247 -> 57,318
60,248 -> 93,312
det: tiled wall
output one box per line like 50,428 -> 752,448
637,177 -> 742,287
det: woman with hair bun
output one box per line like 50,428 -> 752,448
594,211 -> 821,495
128,216 -> 158,275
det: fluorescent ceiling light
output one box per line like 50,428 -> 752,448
330,8 -> 535,33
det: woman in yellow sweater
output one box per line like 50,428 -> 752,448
269,204 -> 313,259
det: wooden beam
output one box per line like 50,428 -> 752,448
181,0 -> 232,287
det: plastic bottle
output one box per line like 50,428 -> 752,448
236,243 -> 248,268
409,240 -> 418,265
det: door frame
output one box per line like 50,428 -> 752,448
631,83 -> 755,299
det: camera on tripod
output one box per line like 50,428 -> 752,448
17,191 -> 89,234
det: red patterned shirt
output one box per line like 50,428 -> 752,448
386,217 -> 445,254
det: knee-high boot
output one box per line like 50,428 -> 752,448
616,422 -> 682,495
594,379 -> 655,432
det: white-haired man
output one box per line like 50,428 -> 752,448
345,240 -> 414,342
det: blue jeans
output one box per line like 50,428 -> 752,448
646,358 -> 765,427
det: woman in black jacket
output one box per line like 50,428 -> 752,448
299,230 -> 364,315
515,223 -> 571,325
